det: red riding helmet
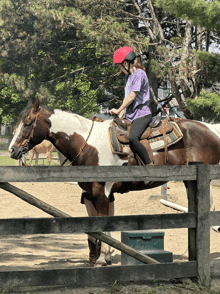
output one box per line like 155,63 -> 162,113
113,47 -> 136,64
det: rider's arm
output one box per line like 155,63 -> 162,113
109,91 -> 137,115
118,109 -> 125,118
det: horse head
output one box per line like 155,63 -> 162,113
9,97 -> 51,160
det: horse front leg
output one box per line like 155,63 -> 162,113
103,194 -> 115,265
94,205 -> 114,267
90,182 -> 114,267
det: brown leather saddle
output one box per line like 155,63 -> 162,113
108,117 -> 183,165
113,117 -> 173,143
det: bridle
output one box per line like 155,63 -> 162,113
20,112 -> 39,156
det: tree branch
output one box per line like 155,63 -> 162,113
131,0 -> 155,41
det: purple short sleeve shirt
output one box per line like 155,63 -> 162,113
124,69 -> 151,122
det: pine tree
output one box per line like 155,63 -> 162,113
1,0 -> 220,121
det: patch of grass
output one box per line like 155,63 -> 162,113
0,156 -> 17,166
106,280 -> 123,293
0,156 -> 58,166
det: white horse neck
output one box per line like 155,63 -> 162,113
49,110 -> 92,137
200,122 -> 220,138
210,124 -> 220,138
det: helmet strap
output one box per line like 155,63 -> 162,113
121,62 -> 131,75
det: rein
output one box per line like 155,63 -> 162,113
61,118 -> 95,166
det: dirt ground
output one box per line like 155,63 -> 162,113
1,180 -> 220,293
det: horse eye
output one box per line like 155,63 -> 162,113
24,121 -> 33,128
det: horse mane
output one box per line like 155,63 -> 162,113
19,106 -> 33,121
52,109 -> 91,130
18,104 -> 54,121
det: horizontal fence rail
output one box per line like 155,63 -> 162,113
0,164 -> 213,182
0,214 -> 197,235
0,211 -> 218,235
1,164 -> 220,182
0,164 -> 219,289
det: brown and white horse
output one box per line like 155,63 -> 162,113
29,140 -> 55,165
9,98 -> 220,265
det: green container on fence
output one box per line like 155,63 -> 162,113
121,230 -> 172,265
121,249 -> 173,265
121,230 -> 165,251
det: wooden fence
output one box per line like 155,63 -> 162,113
0,163 -> 220,289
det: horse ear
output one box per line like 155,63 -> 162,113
32,97 -> 40,114
26,100 -> 33,108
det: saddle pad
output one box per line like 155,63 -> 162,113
108,121 -> 183,154
108,125 -> 129,154
148,121 -> 183,151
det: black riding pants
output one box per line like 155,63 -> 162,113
128,114 -> 152,165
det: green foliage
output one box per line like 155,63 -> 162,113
0,0 -> 139,119
155,0 -> 220,31
1,0 -> 220,123
0,75 -> 25,124
195,51 -> 220,85
50,77 -> 99,116
170,37 -> 183,46
186,91 -> 220,122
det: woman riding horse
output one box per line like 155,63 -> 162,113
110,46 -> 152,166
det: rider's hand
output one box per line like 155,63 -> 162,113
109,108 -> 119,115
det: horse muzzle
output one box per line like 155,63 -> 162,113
10,145 -> 27,160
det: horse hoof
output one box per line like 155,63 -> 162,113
94,263 -> 107,267
106,259 -> 112,265
88,260 -> 96,266
94,261 -> 107,267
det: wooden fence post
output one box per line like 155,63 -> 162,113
188,163 -> 198,262
196,164 -> 211,286
188,162 -> 211,286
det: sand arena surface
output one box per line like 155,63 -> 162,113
0,180 -> 220,270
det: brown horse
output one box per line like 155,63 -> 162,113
8,98 -> 220,265
29,140 -> 55,165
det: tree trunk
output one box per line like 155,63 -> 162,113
169,74 -> 193,119
147,48 -> 159,117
